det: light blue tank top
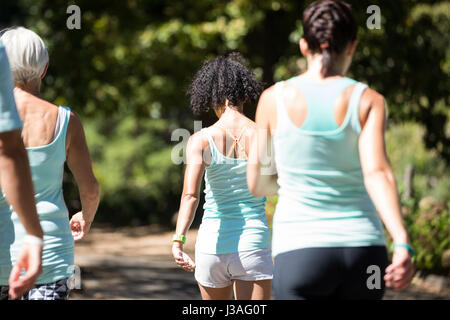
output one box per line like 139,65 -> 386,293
272,77 -> 386,257
0,106 -> 74,285
0,40 -> 22,132
196,128 -> 271,254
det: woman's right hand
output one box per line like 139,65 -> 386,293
172,242 -> 196,272
8,242 -> 43,299
70,211 -> 92,241
384,247 -> 415,291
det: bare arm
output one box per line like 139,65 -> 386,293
247,87 -> 279,196
0,129 -> 43,299
359,91 -> 408,244
175,132 -> 205,237
359,90 -> 414,290
66,112 -> 99,240
172,132 -> 205,272
0,130 -> 42,238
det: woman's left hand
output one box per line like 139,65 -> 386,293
172,242 -> 196,272
70,212 -> 92,241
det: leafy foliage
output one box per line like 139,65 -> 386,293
0,1 -> 448,240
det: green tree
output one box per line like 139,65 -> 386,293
0,0 -> 448,226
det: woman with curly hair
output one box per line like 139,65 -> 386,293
172,53 -> 273,300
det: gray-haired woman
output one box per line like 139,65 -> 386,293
0,27 -> 100,300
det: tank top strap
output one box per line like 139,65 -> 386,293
348,83 -> 368,133
233,124 -> 250,158
213,123 -> 250,158
201,127 -> 218,164
53,106 -> 71,157
274,81 -> 295,134
60,106 -> 71,143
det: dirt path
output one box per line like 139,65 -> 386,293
70,226 -> 449,300
71,226 -> 200,300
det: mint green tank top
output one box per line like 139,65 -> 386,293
272,77 -> 386,258
196,128 -> 271,254
0,106 -> 74,285
0,40 -> 22,133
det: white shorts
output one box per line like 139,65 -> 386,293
194,248 -> 274,288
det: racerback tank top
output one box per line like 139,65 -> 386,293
271,77 -> 386,257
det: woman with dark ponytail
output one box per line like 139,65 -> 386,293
247,0 -> 414,299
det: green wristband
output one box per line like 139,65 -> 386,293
172,234 -> 186,244
392,243 -> 414,256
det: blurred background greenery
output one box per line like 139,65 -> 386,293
0,0 -> 448,274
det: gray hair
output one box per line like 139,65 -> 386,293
0,27 -> 49,84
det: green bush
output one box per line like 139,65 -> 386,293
385,122 -> 449,204
385,122 -> 449,274
389,198 -> 449,275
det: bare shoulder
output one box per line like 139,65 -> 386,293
256,84 -> 279,133
17,93 -> 57,117
187,130 -> 209,151
69,110 -> 82,122
361,87 -> 386,112
259,84 -> 277,108
256,85 -> 277,119
67,110 -> 84,134
359,87 -> 386,129
65,110 -> 86,152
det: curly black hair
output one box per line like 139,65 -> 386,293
187,52 -> 262,115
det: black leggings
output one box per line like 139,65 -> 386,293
273,246 -> 389,300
